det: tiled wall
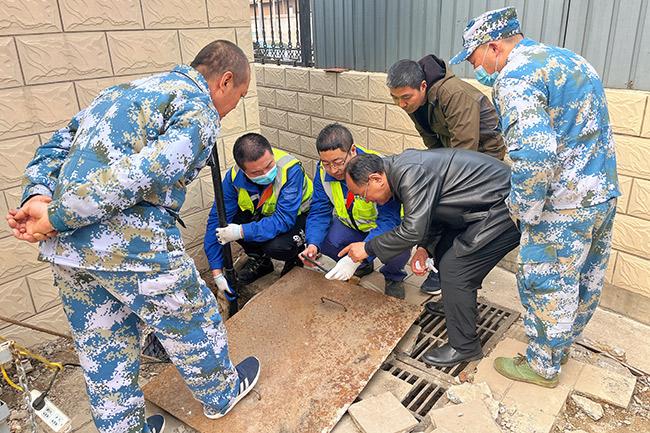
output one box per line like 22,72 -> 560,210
255,63 -> 650,325
0,0 -> 260,346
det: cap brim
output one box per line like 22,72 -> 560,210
449,48 -> 471,65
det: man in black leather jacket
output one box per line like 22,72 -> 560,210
339,149 -> 520,366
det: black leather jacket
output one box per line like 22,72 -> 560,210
365,149 -> 517,262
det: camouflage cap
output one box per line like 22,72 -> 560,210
450,7 -> 521,65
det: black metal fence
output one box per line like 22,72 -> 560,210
250,0 -> 313,66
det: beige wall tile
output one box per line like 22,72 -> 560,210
337,71 -> 368,100
617,175 -> 633,214
275,89 -> 298,111
247,63 -> 257,96
0,0 -> 61,35
0,237 -> 46,284
179,209 -> 209,249
641,99 -> 650,138
207,0 -> 249,28
0,135 -> 40,187
628,178 -> 650,220
0,305 -> 69,346
257,86 -> 276,108
59,0 -> 143,31
187,244 -> 210,274
341,123 -> 368,148
367,128 -> 403,155
605,89 -> 647,136
142,0 -> 207,29
0,83 -> 78,140
287,112 -> 311,135
0,37 -> 22,88
368,72 -> 392,103
605,250 -> 617,284
403,134 -> 427,150
258,106 -> 267,124
3,186 -> 22,210
385,105 -> 418,134
244,96 -> 260,129
613,252 -> 650,298
612,214 -> 650,257
17,32 -> 112,84
310,116 -> 330,138
222,134 -> 237,167
263,65 -> 286,88
295,154 -> 315,178
323,96 -> 352,122
180,180 -> 204,217
0,278 -> 36,323
75,74 -> 144,108
200,176 -> 215,209
260,125 -> 279,147
235,28 -> 254,62
300,134 -> 318,159
309,69 -> 337,96
615,134 -> 650,180
353,100 -> 386,129
220,99 -> 246,136
298,93 -> 323,116
107,30 -> 181,75
25,269 -> 59,313
285,67 -> 310,92
277,130 -> 301,154
265,107 -> 288,130
0,191 -> 10,238
253,63 -> 265,86
178,28 -> 236,63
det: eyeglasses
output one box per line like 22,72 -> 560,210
320,149 -> 351,170
354,182 -> 370,202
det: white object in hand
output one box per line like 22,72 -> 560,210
216,224 -> 243,245
325,256 -> 361,280
213,274 -> 236,298
425,258 -> 438,273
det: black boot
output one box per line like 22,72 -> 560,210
422,343 -> 483,367
385,279 -> 405,299
238,254 -> 274,285
354,260 -> 374,278
280,257 -> 303,276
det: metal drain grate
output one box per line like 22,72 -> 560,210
380,298 -> 520,419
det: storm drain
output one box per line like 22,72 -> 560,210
381,298 -> 519,419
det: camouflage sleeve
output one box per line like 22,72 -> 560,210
494,77 -> 558,225
20,109 -> 86,206
47,103 -> 217,232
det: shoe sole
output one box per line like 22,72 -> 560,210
493,363 -> 559,388
420,289 -> 442,295
422,352 -> 483,367
204,362 -> 261,420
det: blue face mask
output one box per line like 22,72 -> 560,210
249,165 -> 278,185
474,48 -> 500,87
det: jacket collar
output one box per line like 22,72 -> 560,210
506,37 -> 538,63
171,64 -> 211,95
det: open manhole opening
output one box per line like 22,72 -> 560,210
379,298 -> 519,419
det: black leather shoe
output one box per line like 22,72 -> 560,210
424,300 -> 445,316
354,260 -> 374,278
422,343 -> 483,367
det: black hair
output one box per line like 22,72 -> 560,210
315,123 -> 354,153
386,59 -> 425,89
190,40 -> 249,85
345,154 -> 385,185
233,133 -> 272,168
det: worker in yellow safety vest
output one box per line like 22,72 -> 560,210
205,133 -> 313,292
299,124 -> 410,299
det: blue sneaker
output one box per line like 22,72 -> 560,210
204,356 -> 261,419
146,414 -> 165,433
420,272 -> 441,295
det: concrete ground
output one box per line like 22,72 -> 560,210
1,264 -> 649,433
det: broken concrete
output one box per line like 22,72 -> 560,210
574,363 -> 636,408
359,370 -> 412,402
444,382 -> 500,420
348,392 -> 418,433
427,400 -> 502,433
395,325 -> 420,355
331,414 -> 362,433
571,394 -> 604,421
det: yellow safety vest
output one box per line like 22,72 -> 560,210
232,148 -> 313,216
320,145 -> 380,232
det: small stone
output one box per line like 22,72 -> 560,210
611,347 -> 626,359
499,405 -> 506,414
622,420 -> 631,425
571,394 -> 604,421
9,410 -> 28,421
348,391 -> 418,433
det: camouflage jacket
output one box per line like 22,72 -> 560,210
21,65 -> 220,271
493,38 -> 620,225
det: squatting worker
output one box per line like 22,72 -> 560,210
386,54 -> 505,296
451,7 -> 620,387
6,41 -> 261,433
339,150 -> 520,367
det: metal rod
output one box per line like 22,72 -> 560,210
253,0 -> 260,44
298,0 -> 312,66
260,0 -> 267,49
294,0 -> 299,46
0,315 -> 71,340
300,254 -> 330,273
276,0 -> 283,46
269,0 -> 275,46
320,297 -> 347,312
286,0 -> 292,47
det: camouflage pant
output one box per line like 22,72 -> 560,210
517,199 -> 616,379
53,256 -> 239,433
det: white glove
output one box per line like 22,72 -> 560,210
216,224 -> 243,245
414,258 -> 439,273
213,274 -> 236,299
325,256 -> 361,281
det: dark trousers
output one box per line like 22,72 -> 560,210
434,221 -> 520,353
233,211 -> 307,263
320,218 -> 409,281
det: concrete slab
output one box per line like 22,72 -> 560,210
574,363 -> 637,408
427,400 -> 502,433
501,379 -> 571,418
331,414 -> 362,433
142,268 -> 421,433
348,392 -> 418,433
359,370 -> 412,402
473,337 -> 527,400
501,408 -> 557,433
395,325 -> 420,356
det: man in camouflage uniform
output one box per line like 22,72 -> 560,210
6,41 -> 260,432
451,7 -> 620,387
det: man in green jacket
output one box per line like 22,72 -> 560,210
387,55 -> 505,295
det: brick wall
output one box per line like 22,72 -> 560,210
255,63 -> 650,325
0,0 -> 259,346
